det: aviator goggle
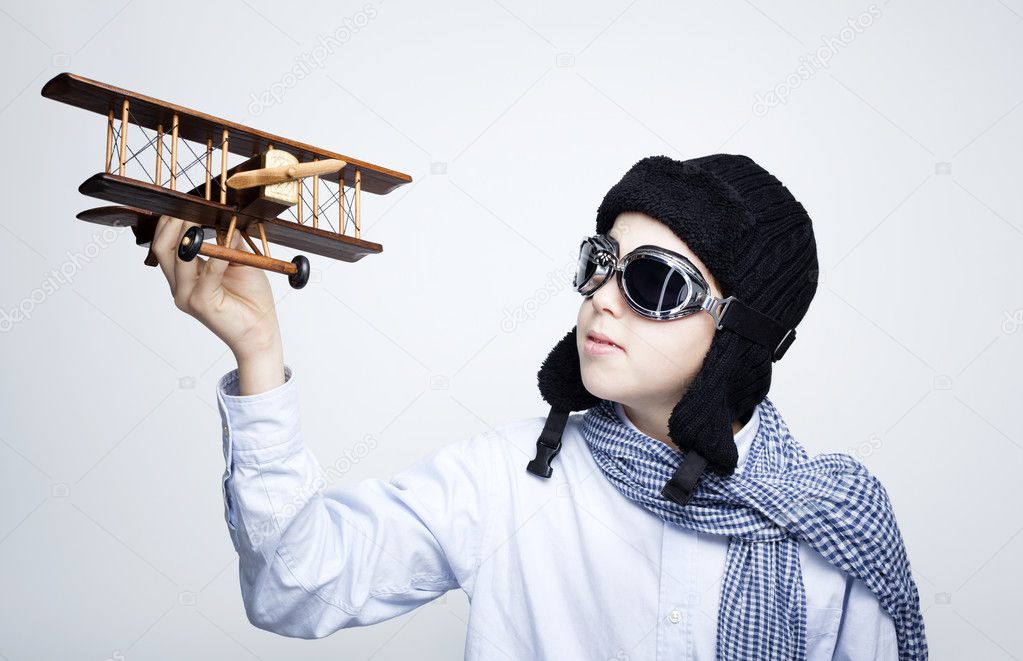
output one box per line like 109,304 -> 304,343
573,233 -> 797,361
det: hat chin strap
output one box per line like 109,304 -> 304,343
525,404 -> 710,506
526,407 -> 570,478
661,451 -> 709,506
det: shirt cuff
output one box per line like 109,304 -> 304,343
217,363 -> 303,465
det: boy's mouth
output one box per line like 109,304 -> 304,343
586,330 -> 625,352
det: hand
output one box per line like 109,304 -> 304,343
151,215 -> 285,393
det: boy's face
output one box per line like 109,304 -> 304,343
576,211 -> 724,414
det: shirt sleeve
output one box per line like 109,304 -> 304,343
831,573 -> 900,661
216,365 -> 497,639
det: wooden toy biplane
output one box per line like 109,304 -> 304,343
41,72 -> 411,288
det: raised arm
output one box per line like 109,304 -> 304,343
148,215 -> 495,637
217,365 -> 496,638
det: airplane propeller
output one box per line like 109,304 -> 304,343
226,158 -> 346,190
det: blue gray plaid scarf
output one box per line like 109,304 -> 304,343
581,395 -> 927,660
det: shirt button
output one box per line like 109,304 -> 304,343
668,609 -> 682,624
222,425 -> 229,436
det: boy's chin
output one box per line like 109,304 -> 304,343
579,373 -> 623,403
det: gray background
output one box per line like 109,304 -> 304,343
1,0 -> 1020,658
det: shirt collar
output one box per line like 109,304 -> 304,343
611,401 -> 762,470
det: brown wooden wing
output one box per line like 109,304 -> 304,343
77,205 -> 218,248
79,174 -> 382,262
42,72 -> 411,195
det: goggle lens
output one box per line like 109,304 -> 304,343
576,240 -> 600,289
576,239 -> 617,292
622,258 -> 689,314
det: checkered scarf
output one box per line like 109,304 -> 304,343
581,396 -> 927,660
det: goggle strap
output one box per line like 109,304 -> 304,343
718,297 -> 797,361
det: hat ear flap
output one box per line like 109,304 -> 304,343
537,326 -> 600,412
662,333 -> 761,478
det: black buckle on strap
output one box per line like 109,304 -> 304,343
773,327 -> 796,361
661,451 -> 708,507
526,407 -> 570,478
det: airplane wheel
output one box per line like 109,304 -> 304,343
289,255 -> 310,289
178,226 -> 205,262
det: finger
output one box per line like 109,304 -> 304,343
172,220 -> 204,306
152,215 -> 182,292
193,229 -> 243,301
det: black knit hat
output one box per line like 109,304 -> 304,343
529,153 -> 819,506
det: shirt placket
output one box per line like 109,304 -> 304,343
656,521 -> 696,660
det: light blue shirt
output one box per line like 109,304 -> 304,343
216,366 -> 899,659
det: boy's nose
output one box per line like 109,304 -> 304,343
589,274 -> 627,319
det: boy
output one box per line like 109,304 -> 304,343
152,153 -> 925,659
